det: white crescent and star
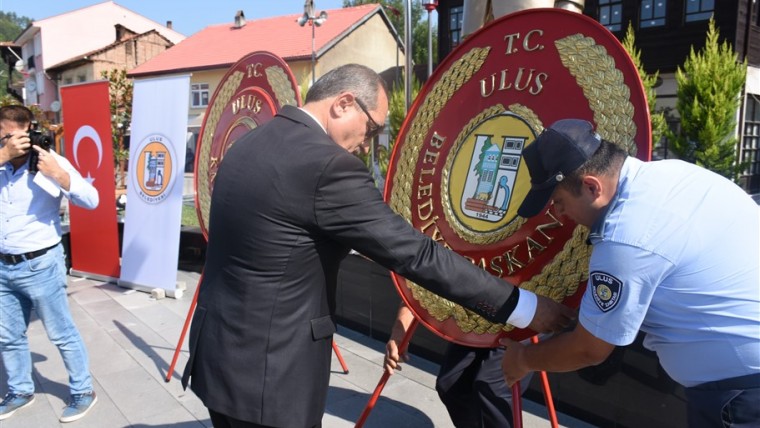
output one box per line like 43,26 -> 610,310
72,125 -> 103,185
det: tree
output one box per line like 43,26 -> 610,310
343,0 -> 436,66
343,0 -> 422,40
0,11 -> 31,99
667,18 -> 747,180
621,23 -> 666,151
412,14 -> 438,66
387,73 -> 421,144
0,11 -> 30,41
101,68 -> 133,188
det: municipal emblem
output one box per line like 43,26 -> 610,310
132,134 -> 176,204
449,113 -> 534,232
385,8 -> 652,347
195,51 -> 300,238
590,271 -> 622,312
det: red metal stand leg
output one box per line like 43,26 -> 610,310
354,318 -> 419,428
531,335 -> 559,428
165,271 -> 203,382
512,382 -> 523,428
333,340 -> 349,374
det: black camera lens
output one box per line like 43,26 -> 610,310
27,125 -> 52,173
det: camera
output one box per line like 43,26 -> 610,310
27,121 -> 53,173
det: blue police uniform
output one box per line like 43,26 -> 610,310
579,157 -> 760,427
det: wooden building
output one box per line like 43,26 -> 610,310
437,0 -> 760,193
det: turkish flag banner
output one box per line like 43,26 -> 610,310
61,80 -> 121,279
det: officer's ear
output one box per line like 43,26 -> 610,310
581,175 -> 603,199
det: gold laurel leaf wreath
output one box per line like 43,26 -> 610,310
389,32 -> 638,336
390,47 -> 491,221
197,71 -> 244,231
389,46 -> 516,335
265,66 -> 299,107
555,34 -> 638,156
508,103 -> 544,138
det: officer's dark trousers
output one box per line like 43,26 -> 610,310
209,410 -> 322,428
684,373 -> 760,428
436,344 -> 531,428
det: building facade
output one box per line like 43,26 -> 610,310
10,1 -> 183,118
128,4 -> 406,173
437,0 -> 760,193
46,27 -> 174,88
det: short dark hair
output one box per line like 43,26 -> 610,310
0,104 -> 34,127
558,139 -> 627,195
305,64 -> 388,110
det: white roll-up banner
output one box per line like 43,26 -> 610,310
119,74 -> 190,296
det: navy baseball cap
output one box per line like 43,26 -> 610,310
517,119 -> 602,218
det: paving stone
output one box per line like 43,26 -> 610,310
0,270 -> 593,428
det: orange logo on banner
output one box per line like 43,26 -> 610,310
132,135 -> 175,204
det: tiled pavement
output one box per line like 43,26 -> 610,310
0,270 -> 595,428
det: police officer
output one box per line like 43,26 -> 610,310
501,119 -> 760,427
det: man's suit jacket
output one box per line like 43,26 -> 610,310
182,106 -> 516,427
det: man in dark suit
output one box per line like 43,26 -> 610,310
182,64 -> 574,428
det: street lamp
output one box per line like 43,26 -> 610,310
298,1 -> 328,85
422,0 -> 438,78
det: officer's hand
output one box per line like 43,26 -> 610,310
384,339 -> 410,375
500,338 -> 529,387
527,295 -> 576,334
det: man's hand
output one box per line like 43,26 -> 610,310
32,145 -> 61,175
384,337 -> 410,375
0,131 -> 31,163
32,146 -> 72,191
527,295 -> 576,333
384,303 -> 416,375
500,338 -> 529,387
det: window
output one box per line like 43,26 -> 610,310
191,83 -> 210,108
449,6 -> 463,50
77,75 -> 86,83
640,0 -> 666,28
599,0 -> 623,32
685,0 -> 713,22
742,95 -> 760,193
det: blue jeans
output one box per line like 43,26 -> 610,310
0,244 -> 92,395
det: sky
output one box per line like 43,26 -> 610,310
0,0 -> 348,36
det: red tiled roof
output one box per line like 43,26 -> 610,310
129,4 -> 383,77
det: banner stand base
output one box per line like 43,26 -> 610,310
69,269 -> 119,285
116,280 -> 185,299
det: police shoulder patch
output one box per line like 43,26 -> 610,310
590,271 -> 623,312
